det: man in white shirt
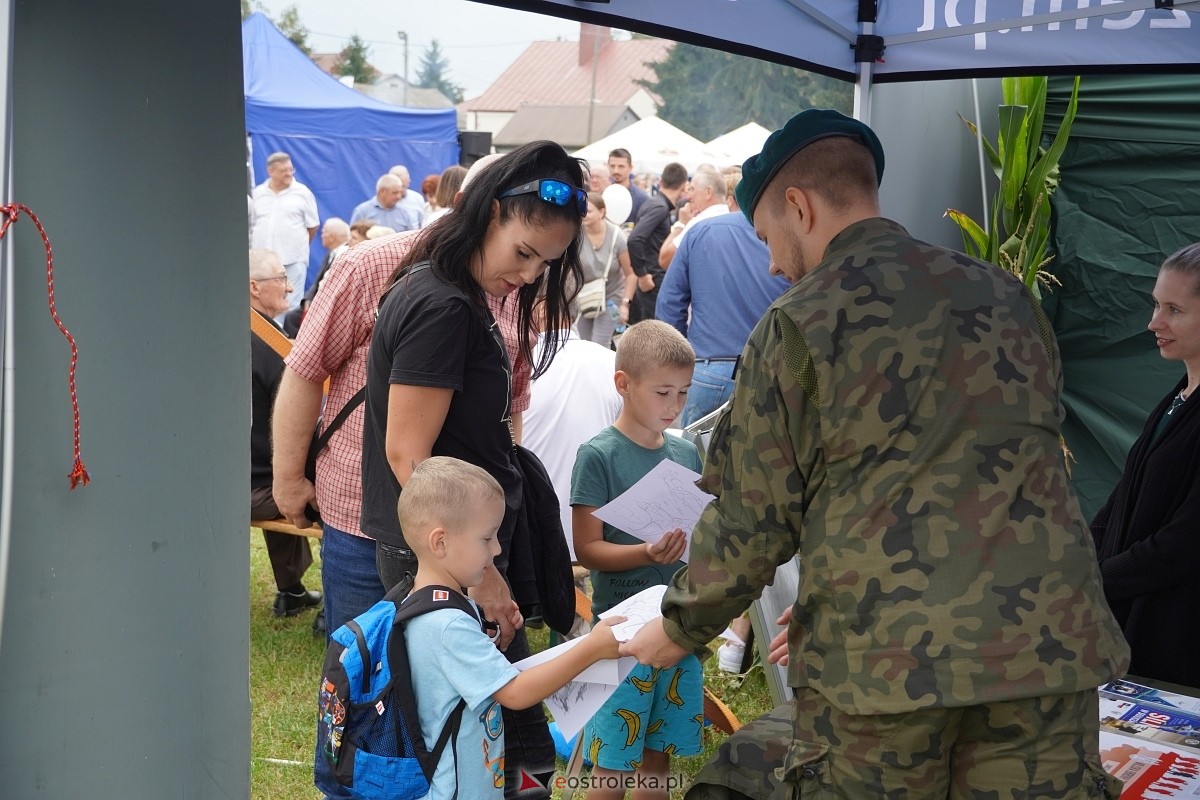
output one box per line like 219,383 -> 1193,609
523,328 -> 623,560
657,164 -> 729,268
250,152 -> 319,318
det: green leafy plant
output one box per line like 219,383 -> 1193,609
946,76 -> 1080,299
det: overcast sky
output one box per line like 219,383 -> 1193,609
255,0 -> 615,99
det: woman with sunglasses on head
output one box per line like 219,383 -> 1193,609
360,140 -> 585,800
1091,241 -> 1200,690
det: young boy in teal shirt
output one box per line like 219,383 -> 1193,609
571,320 -> 704,799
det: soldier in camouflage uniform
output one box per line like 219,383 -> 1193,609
622,109 -> 1131,798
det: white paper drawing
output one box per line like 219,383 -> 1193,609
592,460 -> 714,561
512,585 -> 675,740
598,584 -> 668,642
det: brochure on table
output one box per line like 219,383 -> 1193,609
1099,679 -> 1200,798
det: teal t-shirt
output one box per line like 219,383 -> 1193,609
570,426 -> 703,618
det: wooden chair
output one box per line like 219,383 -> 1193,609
250,518 -> 323,539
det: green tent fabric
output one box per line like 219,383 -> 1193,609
1043,76 -> 1200,520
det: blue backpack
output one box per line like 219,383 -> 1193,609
315,584 -> 484,800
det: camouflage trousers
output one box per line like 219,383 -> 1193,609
687,689 -> 1123,800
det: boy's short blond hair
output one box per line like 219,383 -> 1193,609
614,320 -> 695,379
398,457 -> 503,552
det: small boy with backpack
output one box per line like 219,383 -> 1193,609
317,456 -> 623,800
570,320 -> 705,799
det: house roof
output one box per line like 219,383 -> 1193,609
461,36 -> 671,112
493,104 -> 634,149
311,53 -> 340,75
357,75 -> 455,109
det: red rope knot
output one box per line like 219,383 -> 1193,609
0,202 -> 89,489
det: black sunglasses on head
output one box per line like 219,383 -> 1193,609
497,179 -> 587,217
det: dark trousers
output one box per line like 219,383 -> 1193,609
250,485 -> 314,591
629,272 -> 663,323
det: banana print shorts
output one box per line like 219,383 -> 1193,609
583,655 -> 704,771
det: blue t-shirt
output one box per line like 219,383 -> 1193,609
405,602 -> 521,800
570,427 -> 703,617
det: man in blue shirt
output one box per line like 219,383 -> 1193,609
388,163 -> 429,224
350,174 -> 418,232
656,209 -> 789,426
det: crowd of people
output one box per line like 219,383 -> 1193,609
243,110 -> 1199,800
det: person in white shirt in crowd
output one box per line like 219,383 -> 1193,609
657,164 -> 729,269
523,304 -> 624,560
423,165 -> 467,228
283,217 -> 352,337
250,151 -> 319,319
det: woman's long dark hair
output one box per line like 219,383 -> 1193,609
387,140 -> 585,379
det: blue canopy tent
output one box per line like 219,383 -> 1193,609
242,12 -> 459,285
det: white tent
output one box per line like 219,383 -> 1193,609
703,122 -> 771,167
574,116 -> 709,175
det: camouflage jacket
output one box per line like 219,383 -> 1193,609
662,217 -> 1129,715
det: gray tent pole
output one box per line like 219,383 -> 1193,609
853,17 -> 875,124
0,0 -> 13,664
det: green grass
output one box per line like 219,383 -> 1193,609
250,533 -> 326,800
249,535 -> 778,800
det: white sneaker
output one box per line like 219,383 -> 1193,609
717,641 -> 745,674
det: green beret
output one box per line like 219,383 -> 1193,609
736,108 -> 885,223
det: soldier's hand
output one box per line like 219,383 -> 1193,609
767,607 -> 791,666
620,617 -> 689,668
646,529 -> 687,564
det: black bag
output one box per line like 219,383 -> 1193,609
315,583 -> 486,800
304,386 -> 366,523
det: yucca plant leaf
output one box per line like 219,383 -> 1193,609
1021,77 -> 1049,166
946,75 -> 1078,295
996,105 -> 1030,234
1027,76 -> 1080,203
945,209 -> 989,258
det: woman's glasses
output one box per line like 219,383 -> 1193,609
497,179 -> 587,217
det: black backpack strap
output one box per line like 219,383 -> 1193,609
312,386 -> 366,452
435,699 -> 468,800
393,584 -> 479,623
393,585 -> 483,792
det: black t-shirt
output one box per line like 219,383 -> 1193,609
360,266 -> 521,552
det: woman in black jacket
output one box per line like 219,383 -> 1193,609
1092,241 -> 1200,689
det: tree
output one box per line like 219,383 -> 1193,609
415,39 -> 464,104
275,5 -> 312,56
335,34 -> 379,85
240,0 -> 264,19
641,44 -> 852,142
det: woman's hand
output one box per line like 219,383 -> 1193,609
469,564 -> 522,650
